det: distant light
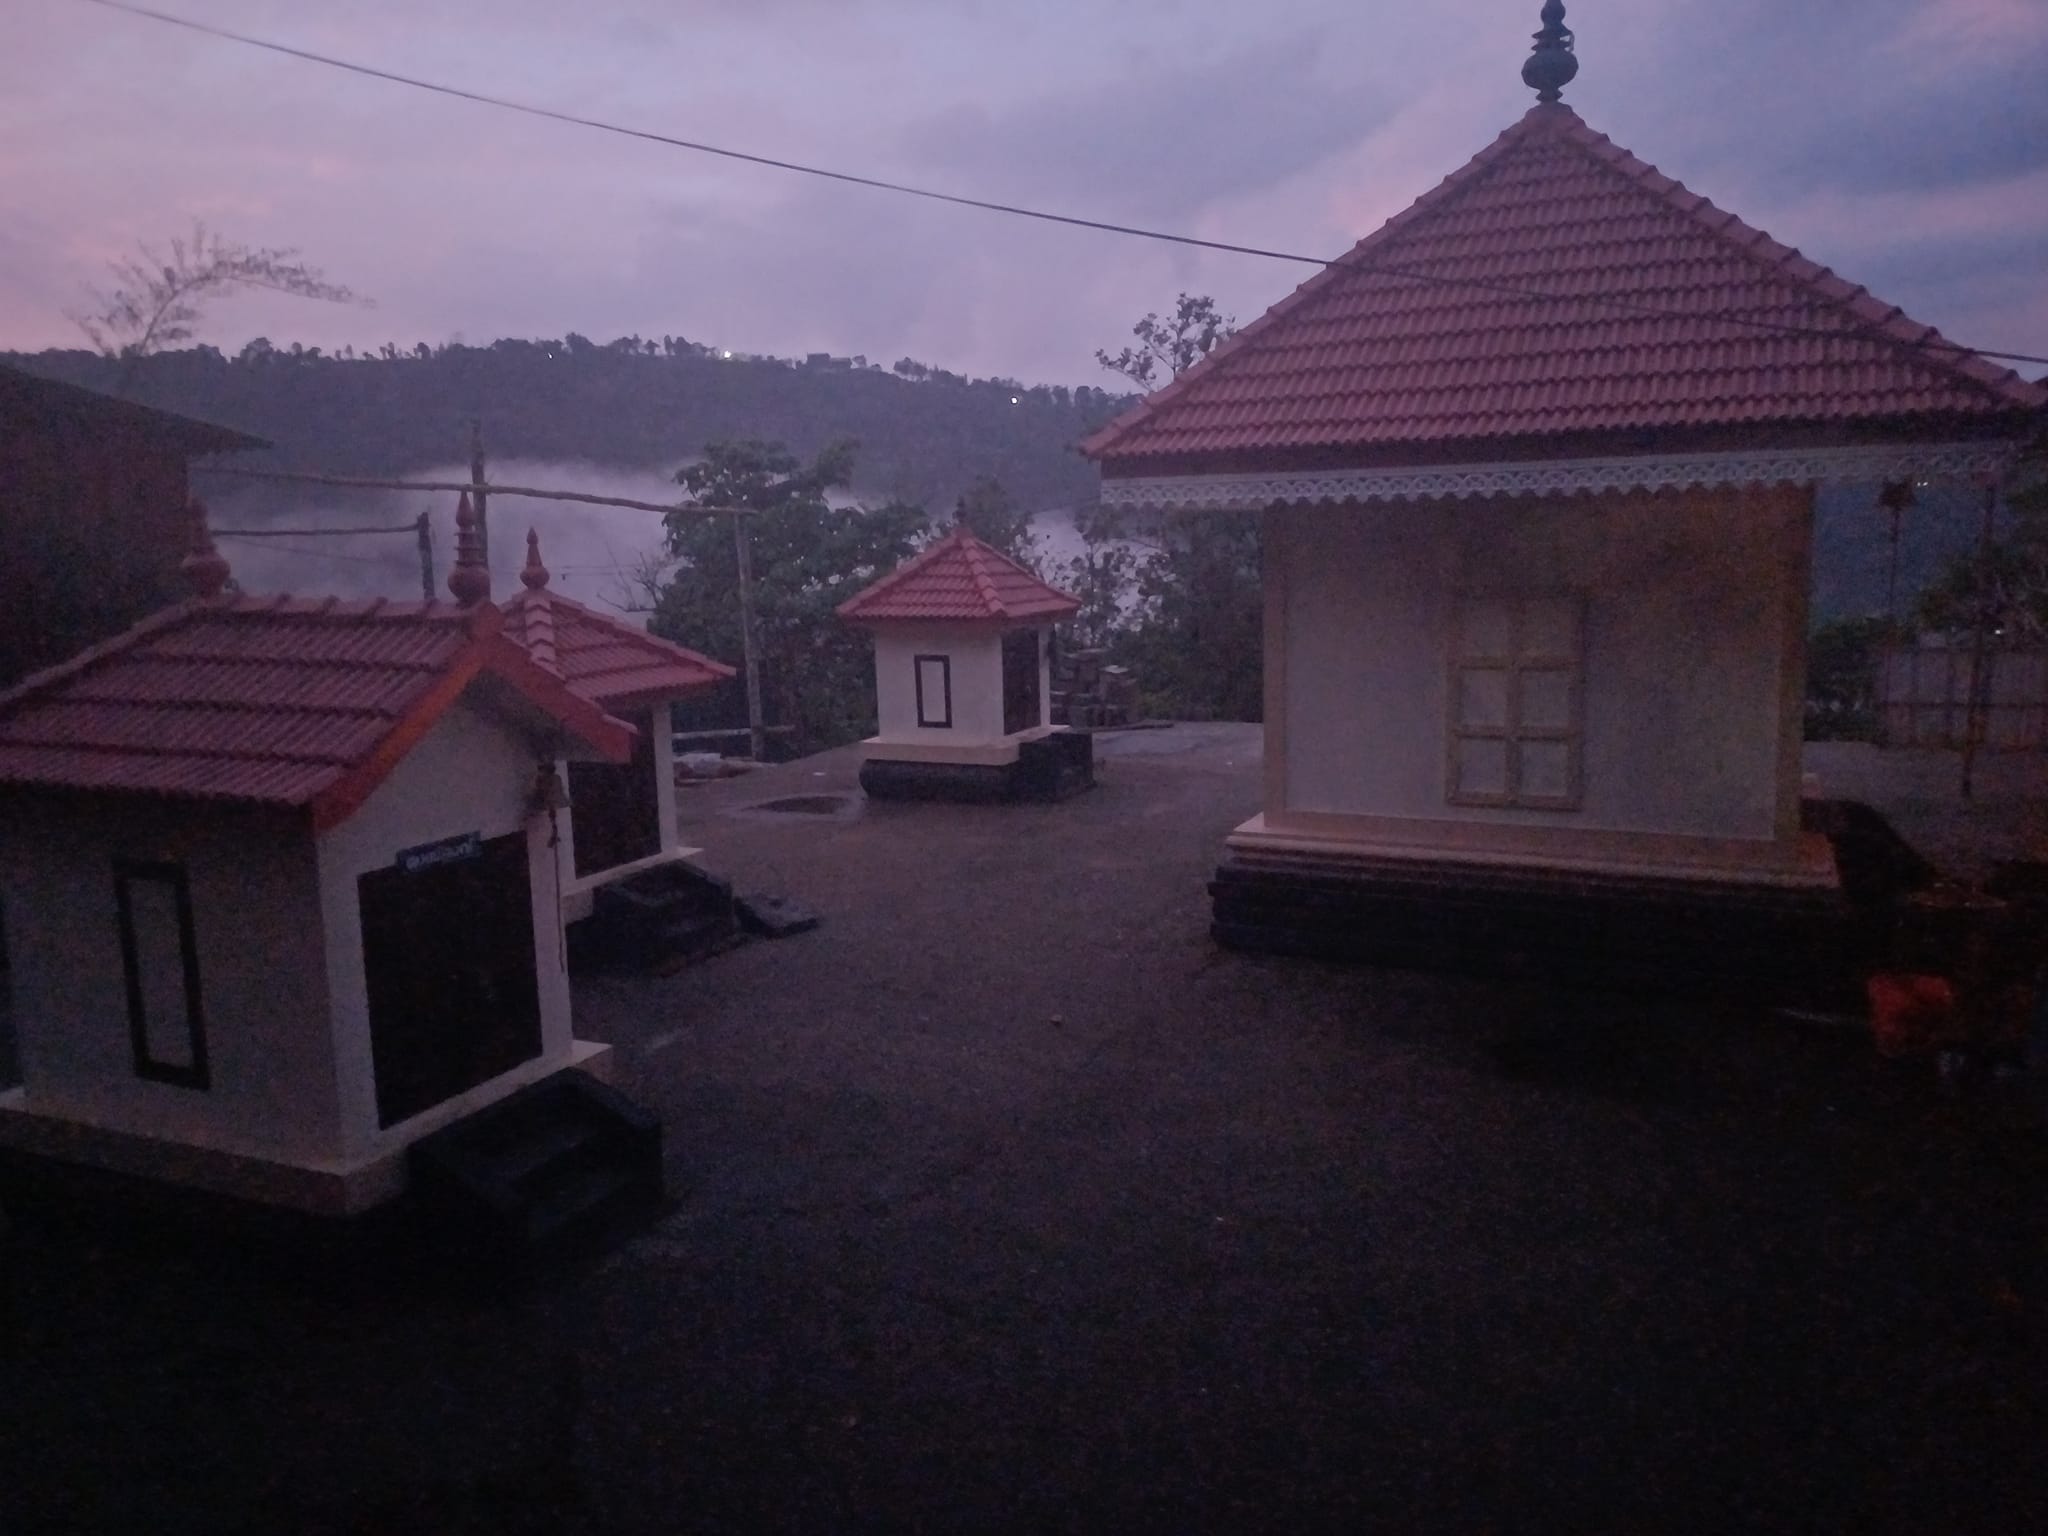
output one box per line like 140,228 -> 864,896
1010,395 -> 1020,404
722,349 -> 734,360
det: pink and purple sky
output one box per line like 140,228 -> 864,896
6,0 -> 2045,386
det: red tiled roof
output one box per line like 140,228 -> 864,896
1082,103 -> 2045,467
500,587 -> 733,707
0,595 -> 632,829
835,526 -> 1080,624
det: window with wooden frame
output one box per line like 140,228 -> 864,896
914,654 -> 953,728
1447,594 -> 1584,810
114,859 -> 210,1089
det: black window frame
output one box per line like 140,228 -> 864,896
114,859 -> 210,1090
914,653 -> 954,729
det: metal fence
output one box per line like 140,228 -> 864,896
1879,646 -> 2048,751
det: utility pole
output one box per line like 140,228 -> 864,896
469,418 -> 489,567
415,510 -> 435,600
1960,477 -> 2001,801
731,510 -> 766,761
1877,480 -> 1912,745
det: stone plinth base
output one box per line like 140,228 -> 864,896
0,1039 -> 616,1215
1210,846 -> 1856,1003
861,732 -> 1094,804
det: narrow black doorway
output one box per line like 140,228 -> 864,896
359,830 -> 542,1129
1001,629 -> 1041,736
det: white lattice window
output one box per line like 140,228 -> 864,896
1447,594 -> 1584,810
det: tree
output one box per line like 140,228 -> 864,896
1913,466 -> 2048,645
649,439 -> 931,754
1079,293 -> 1263,720
950,475 -> 1038,563
69,221 -> 360,387
1094,292 -> 1235,390
1805,615 -> 1908,741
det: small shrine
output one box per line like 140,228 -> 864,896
495,519 -> 734,923
0,504 -> 641,1211
1079,3 -> 2045,993
837,524 -> 1094,802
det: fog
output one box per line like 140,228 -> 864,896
199,459 -> 1101,616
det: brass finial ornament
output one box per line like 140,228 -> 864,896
1522,0 -> 1578,103
520,527 -> 551,591
447,490 -> 493,606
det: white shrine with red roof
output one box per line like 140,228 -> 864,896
837,524 -> 1094,802
499,522 -> 733,922
0,500 -> 696,1211
1079,5 -> 2045,992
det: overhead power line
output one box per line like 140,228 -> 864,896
216,534 -> 398,567
194,463 -> 749,517
72,0 -> 2048,372
212,520 -> 421,537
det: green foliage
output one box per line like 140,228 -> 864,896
1058,542 -> 1142,652
1079,294 -> 1262,720
950,475 -> 1038,564
1911,464 -> 2048,645
1094,294 -> 1236,391
1805,615 -> 1909,742
1105,514 -> 1264,721
649,439 -> 930,754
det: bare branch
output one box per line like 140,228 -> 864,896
70,220 -> 367,388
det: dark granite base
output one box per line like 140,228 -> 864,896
861,732 -> 1095,804
1211,849 -> 1859,1004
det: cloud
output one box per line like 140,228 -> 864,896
1638,0 -> 2048,198
2,0 -> 2040,383
900,32 -> 1392,223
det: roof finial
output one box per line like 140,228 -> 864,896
1522,0 -> 1578,104
447,490 -> 492,606
179,497 -> 232,600
521,527 -> 552,591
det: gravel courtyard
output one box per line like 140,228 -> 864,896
2,726 -> 2043,1534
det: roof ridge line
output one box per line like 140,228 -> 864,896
513,586 -> 734,676
1550,121 -> 2041,408
831,525 -> 958,617
962,539 -> 1006,615
1080,106 -> 1561,459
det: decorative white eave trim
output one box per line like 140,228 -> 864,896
1098,440 -> 2023,510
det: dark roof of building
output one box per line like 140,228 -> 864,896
0,593 -> 631,831
0,362 -> 268,455
836,526 -> 1080,624
1080,103 -> 2045,469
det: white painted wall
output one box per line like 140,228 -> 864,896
1273,487 -> 1810,843
315,697 -> 569,1161
0,795 -> 337,1161
871,626 -> 1007,744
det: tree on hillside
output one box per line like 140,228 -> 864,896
950,475 -> 1039,563
650,439 -> 930,753
1081,294 -> 1263,720
1094,293 -> 1235,391
69,221 -> 361,388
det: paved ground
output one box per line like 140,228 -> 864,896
3,726 -> 2046,1533
1805,740 -> 2044,879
